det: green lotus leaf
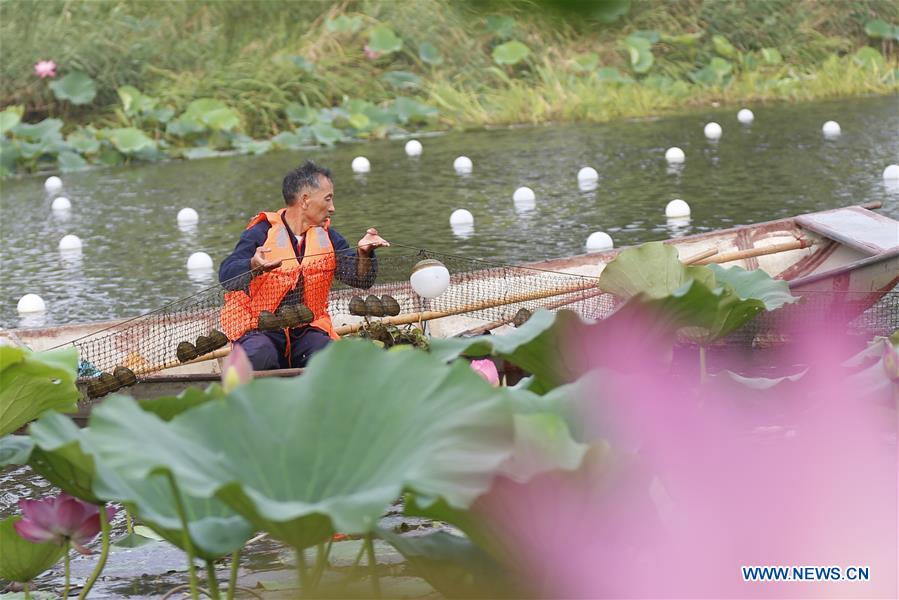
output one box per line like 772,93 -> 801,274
202,107 -> 240,131
0,517 -> 65,582
485,15 -> 516,38
183,98 -> 227,119
661,32 -> 703,46
367,25 -> 403,54
631,30 -> 660,44
392,96 -> 438,124
363,104 -> 399,126
326,15 -> 361,34
116,85 -> 155,115
97,145 -> 124,166
501,413 -> 588,483
84,340 -> 515,550
492,40 -> 530,65
310,121 -> 342,146
24,409 -> 252,559
105,127 -> 155,155
690,57 -> 732,85
598,242 -> 715,300
166,116 -> 206,137
66,131 -> 100,154
180,147 -> 221,160
571,52 -> 599,72
0,346 -> 78,437
12,118 -> 63,142
285,103 -> 318,125
0,106 -> 23,136
597,66 -> 633,83
48,71 -> 97,105
378,528 -> 516,599
139,384 -> 226,422
58,151 -> 88,172
418,41 -> 443,65
27,411 -> 98,502
853,47 -> 885,69
271,130 -> 308,149
623,34 -> 653,74
144,106 -> 175,123
234,138 -> 272,155
707,264 -> 798,311
347,112 -> 371,130
382,70 -> 421,90
0,434 -> 33,465
760,47 -> 783,65
864,19 -> 894,39
712,34 -> 738,58
430,309 -> 584,390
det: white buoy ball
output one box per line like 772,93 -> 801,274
453,156 -> 473,174
51,196 -> 71,211
882,164 -> 899,180
58,234 -> 82,251
177,207 -> 199,225
513,186 -> 535,203
822,121 -> 841,137
585,231 -> 614,253
449,209 -> 474,226
17,294 -> 46,314
410,259 -> 450,299
577,167 -> 599,182
665,199 -> 691,218
737,108 -> 754,124
665,147 -> 685,164
704,122 -> 722,140
186,252 -> 213,270
44,176 -> 62,194
351,156 -> 371,173
405,139 -> 422,157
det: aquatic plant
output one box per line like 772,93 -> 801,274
0,345 -> 78,437
0,516 -> 65,595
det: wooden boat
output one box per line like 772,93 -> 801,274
2,201 -> 897,408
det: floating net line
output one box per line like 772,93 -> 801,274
63,244 -> 897,397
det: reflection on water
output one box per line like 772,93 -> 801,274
1,95 -> 897,327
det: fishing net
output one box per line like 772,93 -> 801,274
64,243 -> 897,398
70,248 -> 614,396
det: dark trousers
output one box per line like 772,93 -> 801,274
236,327 -> 332,370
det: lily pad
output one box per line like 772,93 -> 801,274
418,41 -> 443,65
712,34 -> 738,58
48,71 -> 97,105
285,103 -> 318,125
485,15 -> 516,38
760,47 -> 783,65
391,97 -> 438,124
853,47 -> 885,69
597,66 -> 633,83
271,130 -> 308,149
623,34 -> 653,74
326,15 -> 362,34
0,346 -> 79,437
58,151 -> 88,172
864,19 -> 895,40
66,130 -> 101,154
368,25 -> 403,54
83,340 -> 515,550
492,40 -> 530,65
0,106 -> 23,135
0,517 -> 65,582
382,70 -> 421,90
105,127 -> 156,155
12,118 -> 63,142
310,121 -> 342,146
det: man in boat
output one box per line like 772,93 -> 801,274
219,160 -> 389,370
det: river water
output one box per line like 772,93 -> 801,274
1,95 -> 898,329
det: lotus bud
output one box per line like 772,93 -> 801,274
222,344 -> 254,393
470,358 -> 500,386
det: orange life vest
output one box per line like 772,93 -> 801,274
220,209 -> 339,342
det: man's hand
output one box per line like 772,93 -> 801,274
250,246 -> 283,272
357,228 -> 390,256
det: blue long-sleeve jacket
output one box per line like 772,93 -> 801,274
218,221 -> 377,293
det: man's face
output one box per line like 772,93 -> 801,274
299,175 -> 334,226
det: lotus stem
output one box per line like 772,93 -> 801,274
226,550 -> 240,600
699,345 -> 707,384
310,539 -> 333,590
205,561 -> 221,600
364,533 -> 381,599
165,472 -> 200,600
78,503 -> 111,600
125,508 -> 133,535
295,547 -> 309,596
63,540 -> 71,599
23,582 -> 30,600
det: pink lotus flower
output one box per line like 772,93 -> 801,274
470,358 -> 500,386
363,45 -> 381,60
222,343 -> 253,392
15,494 -> 116,555
33,60 -> 57,79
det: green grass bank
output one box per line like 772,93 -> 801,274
1,0 -> 897,176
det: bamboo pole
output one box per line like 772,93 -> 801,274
693,238 -> 812,265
